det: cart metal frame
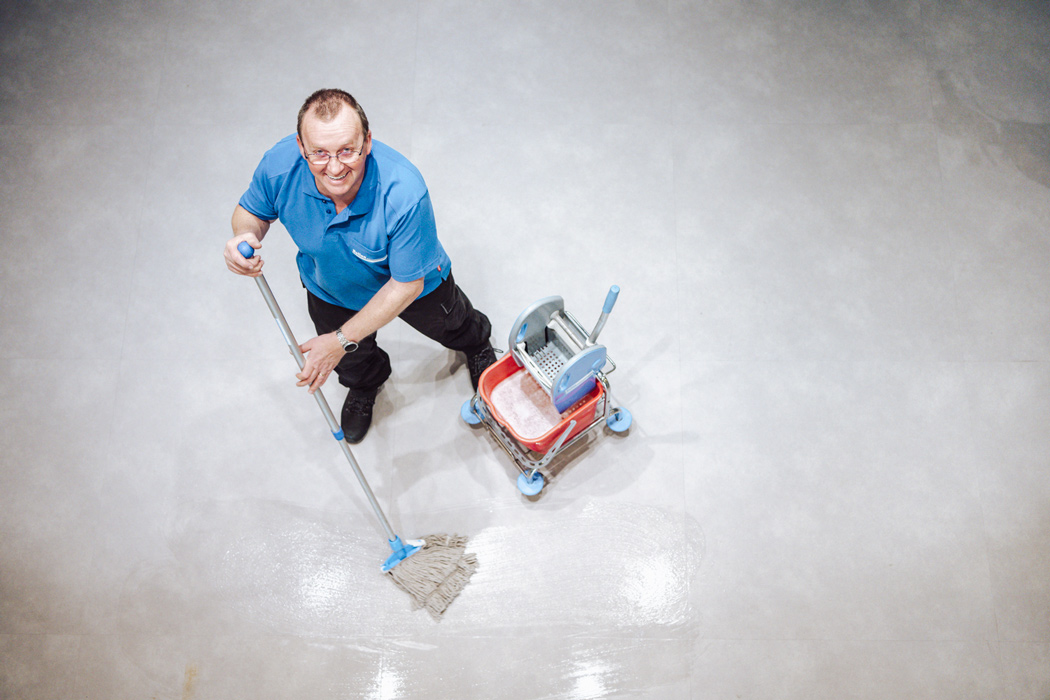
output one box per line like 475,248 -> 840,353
462,298 -> 631,494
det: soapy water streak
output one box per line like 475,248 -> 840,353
466,500 -> 704,629
119,498 -> 703,636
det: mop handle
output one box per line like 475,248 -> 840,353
586,285 -> 619,346
237,242 -> 398,543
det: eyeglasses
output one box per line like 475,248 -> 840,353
305,145 -> 365,166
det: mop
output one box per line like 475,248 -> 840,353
237,242 -> 477,619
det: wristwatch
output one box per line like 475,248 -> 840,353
335,328 -> 358,353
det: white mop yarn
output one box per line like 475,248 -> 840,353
386,534 -> 478,619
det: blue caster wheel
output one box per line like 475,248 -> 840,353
607,407 -> 632,433
461,398 -> 482,425
517,471 -> 545,496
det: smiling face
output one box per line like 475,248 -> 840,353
296,104 -> 372,206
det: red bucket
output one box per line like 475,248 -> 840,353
478,353 -> 603,453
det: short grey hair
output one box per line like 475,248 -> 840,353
297,89 -> 369,138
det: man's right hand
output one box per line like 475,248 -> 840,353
224,233 -> 264,277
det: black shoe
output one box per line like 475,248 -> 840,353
467,343 -> 497,391
341,391 -> 376,444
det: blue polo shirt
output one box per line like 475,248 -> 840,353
238,135 -> 452,310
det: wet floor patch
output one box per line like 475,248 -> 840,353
463,499 -> 704,631
116,498 -> 703,636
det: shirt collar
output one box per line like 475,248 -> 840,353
346,153 -> 377,217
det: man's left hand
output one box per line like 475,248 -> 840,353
296,333 -> 345,393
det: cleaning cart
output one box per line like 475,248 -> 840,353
461,286 -> 632,495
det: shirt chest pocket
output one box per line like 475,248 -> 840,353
341,224 -> 388,265
351,243 -> 388,264
328,221 -> 389,269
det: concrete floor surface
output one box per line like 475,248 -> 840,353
1,1 -> 1049,698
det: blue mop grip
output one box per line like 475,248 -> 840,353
603,285 -> 620,313
237,241 -> 256,259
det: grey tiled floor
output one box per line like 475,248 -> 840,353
2,1 -> 1049,698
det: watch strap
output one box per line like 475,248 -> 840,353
335,328 -> 358,352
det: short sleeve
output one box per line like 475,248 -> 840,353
237,159 -> 280,222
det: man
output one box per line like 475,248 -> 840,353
224,89 -> 495,443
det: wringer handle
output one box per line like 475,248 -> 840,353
586,285 -> 619,346
236,240 -> 398,544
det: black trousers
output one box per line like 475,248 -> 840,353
306,272 -> 492,396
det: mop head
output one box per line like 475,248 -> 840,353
386,533 -> 478,619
